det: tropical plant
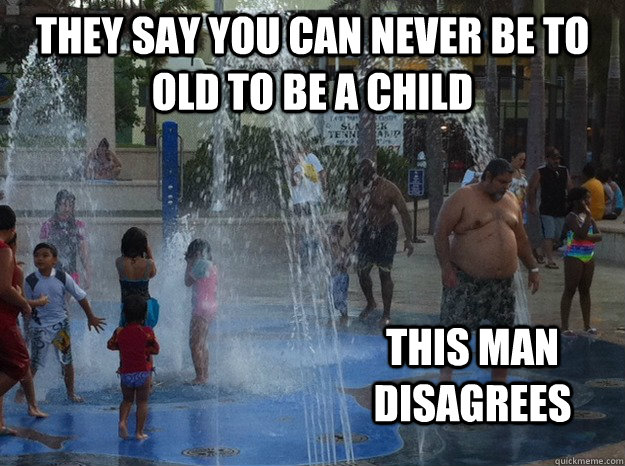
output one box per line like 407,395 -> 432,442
183,126 -> 412,213
602,2 -> 622,170
114,56 -> 141,132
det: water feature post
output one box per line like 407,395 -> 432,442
162,121 -> 180,243
86,56 -> 116,151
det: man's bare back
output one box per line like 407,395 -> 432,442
448,185 -> 522,279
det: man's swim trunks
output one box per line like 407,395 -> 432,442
30,318 -> 73,370
357,220 -> 398,272
440,269 -> 515,329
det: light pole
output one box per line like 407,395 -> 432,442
211,0 -> 226,212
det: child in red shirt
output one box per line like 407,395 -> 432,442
107,295 -> 159,440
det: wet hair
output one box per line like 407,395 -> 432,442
481,158 -> 514,181
567,187 -> 590,211
121,227 -> 148,258
582,163 -> 596,179
122,295 -> 148,325
596,168 -> 612,183
185,239 -> 211,260
0,205 -> 16,231
54,189 -> 76,213
545,146 -> 561,159
507,151 -> 526,161
34,242 -> 58,257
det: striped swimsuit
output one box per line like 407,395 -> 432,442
564,214 -> 596,263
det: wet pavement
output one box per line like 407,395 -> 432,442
1,238 -> 624,465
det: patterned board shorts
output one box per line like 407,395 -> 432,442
30,318 -> 72,370
440,269 -> 515,330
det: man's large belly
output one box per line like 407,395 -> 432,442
450,224 -> 518,279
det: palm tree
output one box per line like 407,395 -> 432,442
525,0 -> 546,248
480,0 -> 506,156
140,0 -> 207,146
525,0 -> 546,178
568,1 -> 589,182
602,2 -> 621,170
358,0 -> 377,161
426,0 -> 445,234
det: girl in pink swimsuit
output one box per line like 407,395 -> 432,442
184,239 -> 218,385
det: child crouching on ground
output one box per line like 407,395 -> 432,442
184,239 -> 218,385
329,223 -> 349,325
24,242 -> 106,403
107,295 -> 159,440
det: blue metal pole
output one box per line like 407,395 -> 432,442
162,121 -> 179,242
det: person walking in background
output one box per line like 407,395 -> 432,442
508,151 -> 528,220
40,190 -> 93,289
288,145 -> 326,267
348,159 -> 414,327
581,163 -> 606,221
460,162 -> 481,187
597,168 -> 623,220
528,147 -> 573,269
560,187 -> 602,336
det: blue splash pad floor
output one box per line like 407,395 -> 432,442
1,305 -> 624,466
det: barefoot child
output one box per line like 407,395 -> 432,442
7,234 -> 48,419
107,295 -> 159,440
560,187 -> 602,335
184,239 -> 218,385
23,243 -> 106,402
116,227 -> 158,327
0,206 -> 31,436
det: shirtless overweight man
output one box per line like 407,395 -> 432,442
434,158 -> 540,382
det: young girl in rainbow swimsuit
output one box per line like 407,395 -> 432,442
560,187 -> 602,336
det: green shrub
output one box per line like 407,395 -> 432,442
182,127 -> 413,213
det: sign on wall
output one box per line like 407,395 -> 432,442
324,113 -> 404,155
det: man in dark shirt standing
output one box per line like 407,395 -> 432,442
528,147 -> 573,269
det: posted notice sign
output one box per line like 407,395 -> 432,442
409,168 -> 426,197
324,113 -> 404,154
